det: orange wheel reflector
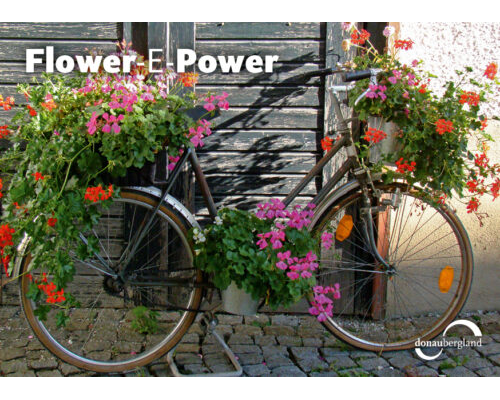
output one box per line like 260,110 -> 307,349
439,266 -> 454,293
335,214 -> 353,242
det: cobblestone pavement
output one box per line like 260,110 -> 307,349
1,306 -> 499,377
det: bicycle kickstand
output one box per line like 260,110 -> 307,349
166,311 -> 243,377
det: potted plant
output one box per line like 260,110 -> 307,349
331,24 -> 499,222
191,199 -> 340,318
0,41 -> 228,325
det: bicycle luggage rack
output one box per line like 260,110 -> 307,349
166,311 -> 243,377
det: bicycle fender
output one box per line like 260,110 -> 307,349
310,179 -> 361,229
123,186 -> 201,230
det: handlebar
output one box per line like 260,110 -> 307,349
342,70 -> 373,82
299,67 -> 342,80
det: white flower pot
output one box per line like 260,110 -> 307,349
221,282 -> 259,316
367,116 -> 401,163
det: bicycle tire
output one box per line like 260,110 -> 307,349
19,189 -> 203,373
310,182 -> 473,351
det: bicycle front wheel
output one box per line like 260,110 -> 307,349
19,189 -> 203,373
311,182 -> 473,351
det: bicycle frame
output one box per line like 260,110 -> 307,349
117,73 -> 391,277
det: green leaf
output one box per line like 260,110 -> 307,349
26,282 -> 41,302
34,305 -> 50,322
56,311 -> 69,328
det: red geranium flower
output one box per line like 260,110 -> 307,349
2,254 -> 10,277
491,178 -> 500,200
0,125 -> 10,139
32,172 -> 45,181
466,180 -> 479,193
47,217 -> 57,227
474,152 -> 489,168
178,72 -> 199,88
84,184 -> 114,202
484,62 -> 498,80
364,127 -> 387,144
321,136 -> 334,152
459,91 -> 480,106
351,29 -> 371,45
395,158 -> 416,174
41,93 -> 57,111
467,197 -> 480,213
436,119 -> 454,135
0,224 -> 15,248
26,105 -> 37,117
394,39 -> 414,50
0,95 -> 15,111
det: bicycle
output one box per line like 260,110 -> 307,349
12,68 -> 473,373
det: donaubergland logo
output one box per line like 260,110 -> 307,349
415,320 -> 482,361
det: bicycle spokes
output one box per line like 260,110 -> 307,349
313,184 -> 472,350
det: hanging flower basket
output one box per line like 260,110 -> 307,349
0,42 -> 230,324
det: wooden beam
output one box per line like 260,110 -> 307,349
148,23 -> 168,65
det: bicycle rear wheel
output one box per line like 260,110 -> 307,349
19,189 -> 203,373
311,182 -> 473,351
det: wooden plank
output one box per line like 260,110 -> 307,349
0,108 -> 17,125
0,40 -> 117,61
197,151 -> 317,174
168,23 -> 195,69
196,40 -> 323,62
0,23 -> 121,40
124,23 -> 148,56
196,22 -> 322,40
91,218 -> 124,237
123,22 -> 133,43
210,107 -> 321,130
0,85 -> 27,104
194,194 -> 314,216
322,22 -> 353,180
0,63 -> 59,83
197,174 -> 316,196
148,23 -> 168,65
197,63 -> 322,85
196,86 -> 321,107
0,63 -> 65,84
166,23 -> 196,212
203,130 -> 317,152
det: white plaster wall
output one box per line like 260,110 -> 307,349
398,22 -> 500,116
398,22 -> 500,311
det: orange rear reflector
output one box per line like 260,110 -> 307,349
335,215 -> 353,242
439,266 -> 454,293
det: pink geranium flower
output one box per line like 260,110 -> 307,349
86,112 -> 99,135
102,113 -> 124,134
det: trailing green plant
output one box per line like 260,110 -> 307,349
130,306 -> 160,335
322,24 -> 500,222
191,200 -> 340,317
